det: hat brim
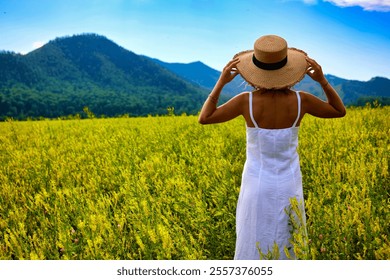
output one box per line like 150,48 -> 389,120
234,47 -> 308,90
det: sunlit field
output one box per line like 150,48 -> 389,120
0,106 -> 388,260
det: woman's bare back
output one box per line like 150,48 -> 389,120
245,89 -> 302,129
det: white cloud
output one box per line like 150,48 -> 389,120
32,41 -> 45,49
324,0 -> 390,12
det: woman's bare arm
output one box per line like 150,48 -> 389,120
198,58 -> 244,124
303,57 -> 346,118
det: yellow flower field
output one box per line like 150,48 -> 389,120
0,106 -> 388,259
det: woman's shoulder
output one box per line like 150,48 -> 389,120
238,91 -> 251,96
295,90 -> 316,104
297,90 -> 322,104
232,91 -> 251,102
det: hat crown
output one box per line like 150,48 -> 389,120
234,34 -> 307,89
254,35 -> 287,64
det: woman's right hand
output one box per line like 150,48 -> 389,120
303,56 -> 346,118
305,56 -> 327,85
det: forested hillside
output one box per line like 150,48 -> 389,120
0,33 -> 389,120
0,34 -> 209,120
295,75 -> 390,106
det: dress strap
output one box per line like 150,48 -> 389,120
292,91 -> 301,127
249,92 -> 259,128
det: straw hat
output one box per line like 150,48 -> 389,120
234,35 -> 308,90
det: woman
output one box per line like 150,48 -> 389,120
198,35 -> 346,260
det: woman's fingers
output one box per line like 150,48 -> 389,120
226,58 -> 240,73
219,57 -> 240,84
305,56 -> 317,65
305,56 -> 326,83
225,57 -> 240,70
230,57 -> 240,64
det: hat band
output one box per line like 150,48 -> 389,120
252,55 -> 288,70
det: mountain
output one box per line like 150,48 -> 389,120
0,34 -> 389,120
0,34 -> 209,119
295,75 -> 390,105
153,58 -> 390,106
152,58 -> 248,96
152,59 -> 220,90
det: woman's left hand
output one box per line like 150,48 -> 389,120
219,57 -> 240,85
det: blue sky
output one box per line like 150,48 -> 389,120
0,0 -> 389,81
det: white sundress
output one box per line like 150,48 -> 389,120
234,91 -> 306,260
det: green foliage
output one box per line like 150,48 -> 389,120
83,107 -> 95,119
353,96 -> 390,107
285,198 -> 310,260
0,107 -> 388,259
0,34 -> 209,120
257,242 -> 281,260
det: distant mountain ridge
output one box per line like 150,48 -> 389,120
0,34 -> 209,119
0,33 -> 389,120
152,58 -> 248,96
295,75 -> 390,106
154,59 -> 390,106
